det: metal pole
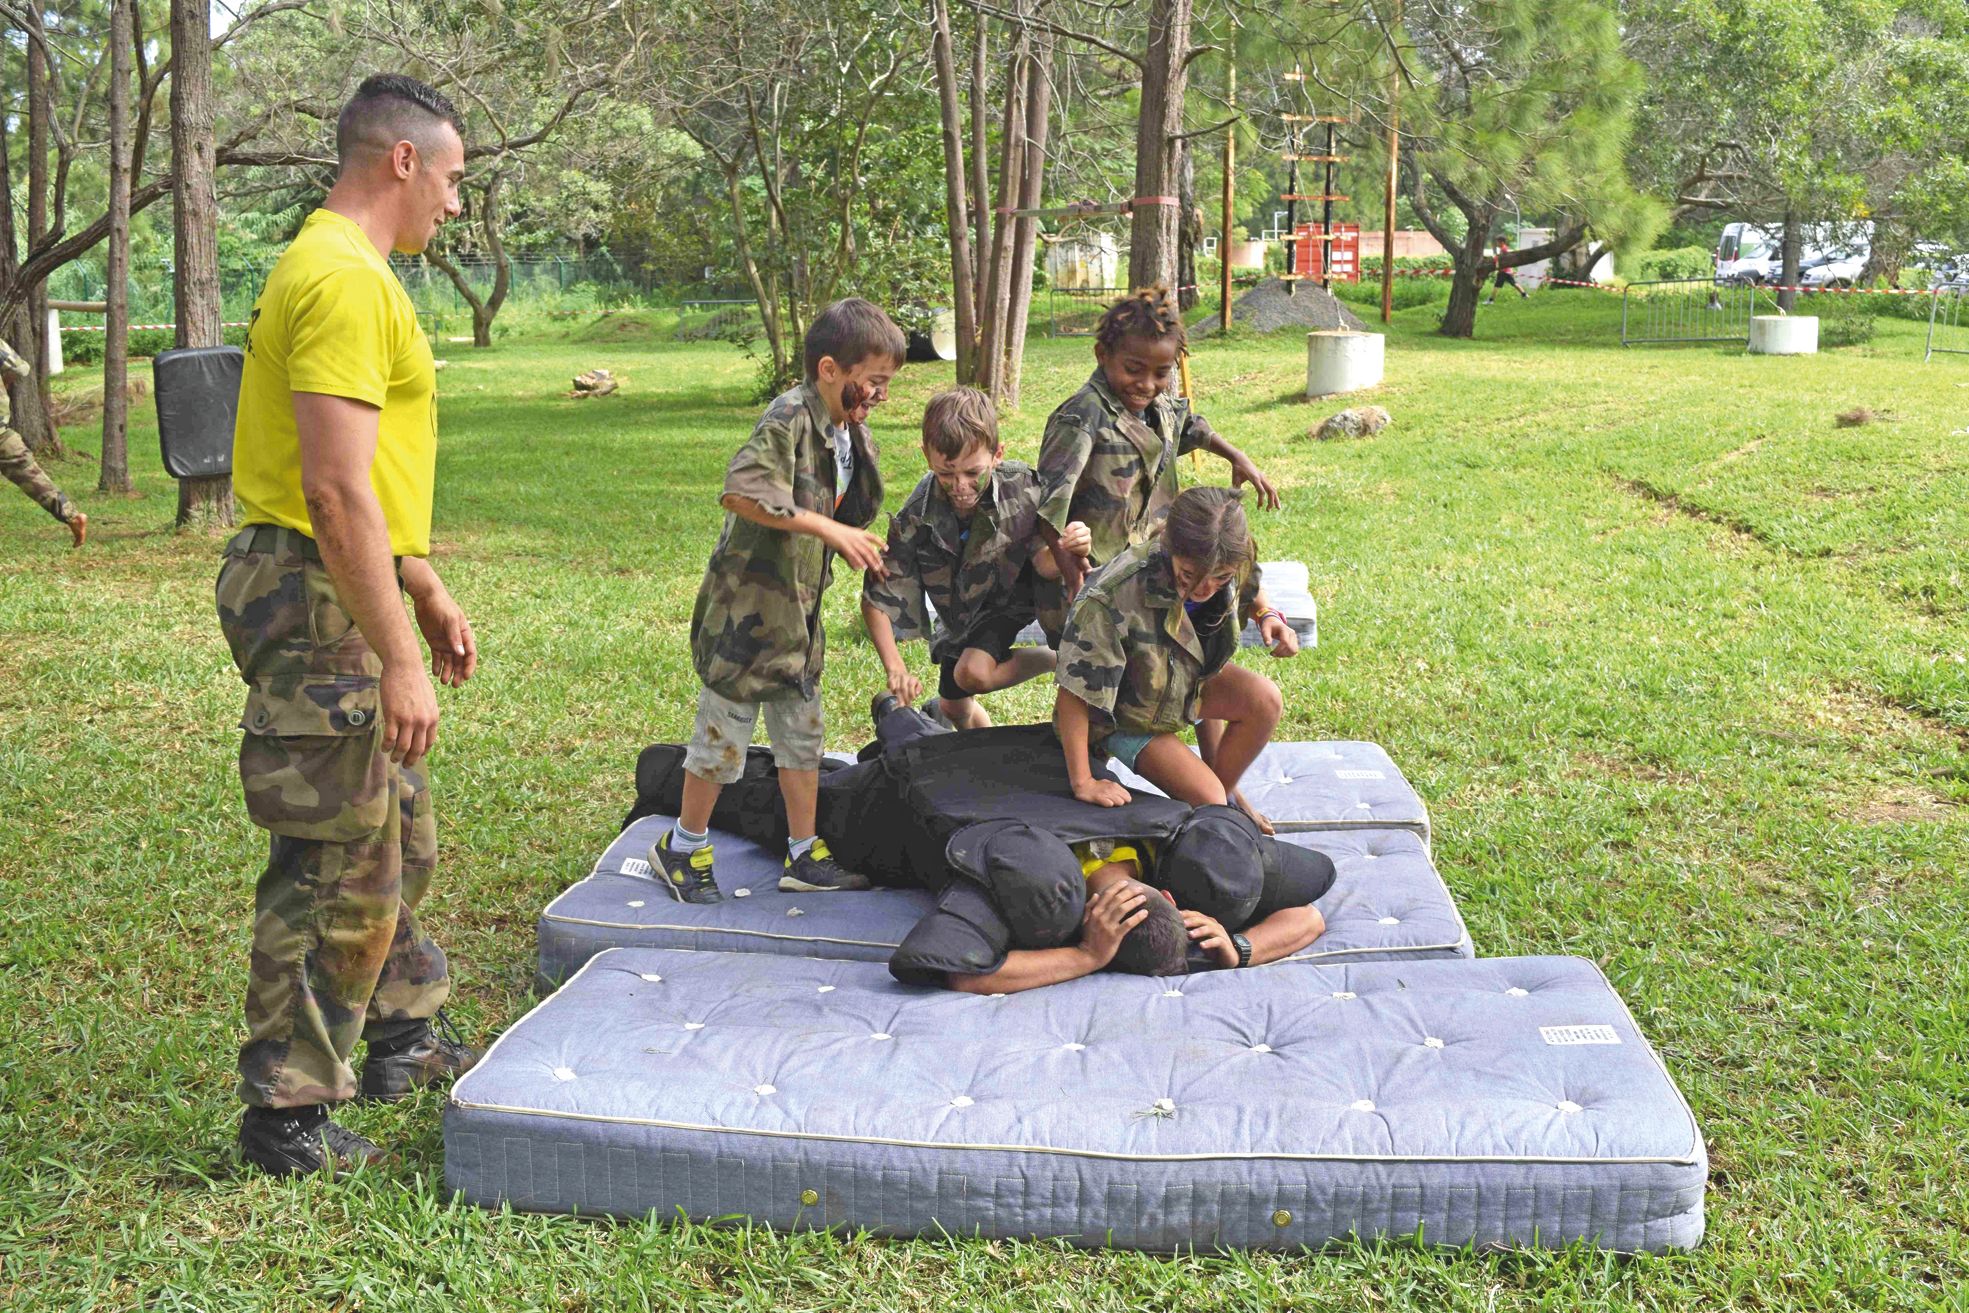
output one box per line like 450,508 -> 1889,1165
1381,0 -> 1401,324
1321,121 -> 1335,291
1221,63 -> 1235,333
1284,120 -> 1299,297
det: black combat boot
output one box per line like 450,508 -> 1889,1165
238,1104 -> 387,1178
357,1010 -> 482,1103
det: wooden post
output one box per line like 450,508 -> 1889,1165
1382,0 -> 1401,324
99,0 -> 134,494
1220,64 -> 1234,332
1321,121 -> 1336,290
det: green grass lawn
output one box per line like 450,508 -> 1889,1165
3,293 -> 1965,1310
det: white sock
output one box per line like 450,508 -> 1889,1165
669,823 -> 710,854
788,834 -> 817,862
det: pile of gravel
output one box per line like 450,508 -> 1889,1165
1193,277 -> 1366,336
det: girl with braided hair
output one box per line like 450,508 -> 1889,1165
1032,285 -> 1278,640
1055,486 -> 1300,832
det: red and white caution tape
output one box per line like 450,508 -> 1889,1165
60,320 -> 252,333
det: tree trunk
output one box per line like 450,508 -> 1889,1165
99,0 -> 134,494
17,35 -> 62,455
968,16 -> 991,329
1128,0 -> 1192,291
1777,205 -> 1801,313
171,0 -> 235,528
1858,217 -> 1903,288
931,0 -> 979,383
1001,28 -> 1053,408
1176,144 -> 1199,313
976,47 -> 1028,400
1439,230 -> 1491,339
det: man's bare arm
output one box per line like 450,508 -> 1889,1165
294,390 -> 437,765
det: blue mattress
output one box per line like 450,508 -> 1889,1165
1107,740 -> 1429,842
448,949 -> 1705,1252
535,817 -> 1469,988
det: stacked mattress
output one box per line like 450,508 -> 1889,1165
458,740 -> 1706,1252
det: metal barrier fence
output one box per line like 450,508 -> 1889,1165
1620,278 -> 1758,346
1927,288 -> 1969,362
1047,286 -> 1130,337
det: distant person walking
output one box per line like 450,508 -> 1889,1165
1486,237 -> 1530,304
1,335 -> 87,546
218,74 -> 480,1177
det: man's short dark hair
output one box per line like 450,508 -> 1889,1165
803,298 -> 906,382
336,74 -> 465,167
1108,888 -> 1189,977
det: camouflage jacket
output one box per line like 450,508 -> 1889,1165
1056,541 -> 1261,742
863,461 -> 1044,663
0,337 -> 30,425
1036,369 -> 1219,567
690,382 -> 884,702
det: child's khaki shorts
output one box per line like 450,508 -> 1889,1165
683,685 -> 825,783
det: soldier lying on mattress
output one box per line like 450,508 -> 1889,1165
626,696 -> 1332,993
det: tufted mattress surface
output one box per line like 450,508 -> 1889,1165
448,948 -> 1704,1251
1108,740 -> 1429,842
536,818 -> 1469,988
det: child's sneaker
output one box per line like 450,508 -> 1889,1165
648,829 -> 722,904
779,839 -> 870,892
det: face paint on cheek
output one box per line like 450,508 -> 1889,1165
840,380 -> 867,413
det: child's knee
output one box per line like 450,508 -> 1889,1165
954,650 -> 995,692
1253,676 -> 1283,724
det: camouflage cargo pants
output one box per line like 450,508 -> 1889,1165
216,525 -> 449,1108
1,424 -> 78,524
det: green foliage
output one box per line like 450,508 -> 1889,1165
1634,246 -> 1716,282
58,323 -> 250,367
1331,276 -> 1450,311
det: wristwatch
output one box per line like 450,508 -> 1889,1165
1230,932 -> 1254,969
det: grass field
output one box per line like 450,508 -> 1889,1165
3,293 -> 1965,1310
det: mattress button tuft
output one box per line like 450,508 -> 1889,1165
1505,987 -> 1529,997
949,1095 -> 973,1107
1423,1036 -> 1444,1049
1557,1100 -> 1583,1114
800,1189 -> 819,1206
754,1083 -> 777,1095
1272,1209 -> 1293,1227
684,1022 -> 705,1031
1062,1042 -> 1086,1052
626,900 -> 645,909
1350,1098 -> 1376,1112
1378,916 -> 1400,926
733,888 -> 752,897
552,1067 -> 577,1082
1331,991 -> 1356,1000
639,973 -> 663,983
786,907 -> 805,917
870,1032 -> 892,1041
817,986 -> 835,993
1162,989 -> 1184,998
1250,1044 -> 1272,1054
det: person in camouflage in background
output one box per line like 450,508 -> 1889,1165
1033,286 -> 1279,643
1054,487 -> 1301,832
219,75 -> 479,1178
862,385 -> 1091,729
1,335 -> 88,546
650,298 -> 904,903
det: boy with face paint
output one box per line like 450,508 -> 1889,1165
861,387 -> 1092,730
655,298 -> 904,903
1033,285 -> 1280,640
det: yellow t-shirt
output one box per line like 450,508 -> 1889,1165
233,208 -> 437,557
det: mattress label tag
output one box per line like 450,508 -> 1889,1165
618,858 -> 652,878
1540,1025 -> 1621,1046
1333,769 -> 1386,780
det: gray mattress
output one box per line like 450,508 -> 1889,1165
1011,559 -> 1319,650
536,818 -> 1469,988
448,949 -> 1705,1252
1107,740 -> 1429,842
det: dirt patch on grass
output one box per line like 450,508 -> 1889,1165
1849,791 -> 1954,825
1713,437 -> 1768,464
1610,474 -> 1821,558
1567,749 -> 1690,785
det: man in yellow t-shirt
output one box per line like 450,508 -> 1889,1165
217,74 -> 480,1178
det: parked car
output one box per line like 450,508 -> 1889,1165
1800,250 -> 1868,289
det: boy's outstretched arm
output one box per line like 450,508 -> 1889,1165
861,601 -> 922,704
1183,412 -> 1281,510
723,495 -> 887,575
945,882 -> 1148,994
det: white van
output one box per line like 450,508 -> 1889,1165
1715,223 -> 1780,284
